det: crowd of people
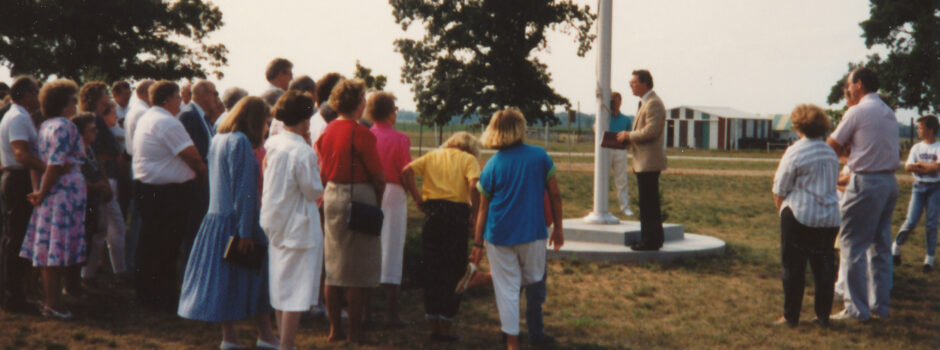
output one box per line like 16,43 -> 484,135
772,67 -> 937,327
1,57 -> 930,347
0,57 -> 568,350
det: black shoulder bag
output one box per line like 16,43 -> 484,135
347,124 -> 384,236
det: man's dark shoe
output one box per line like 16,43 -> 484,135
923,264 -> 933,273
893,254 -> 901,266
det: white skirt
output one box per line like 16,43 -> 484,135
269,244 -> 322,311
380,184 -> 408,284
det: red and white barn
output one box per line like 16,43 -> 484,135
665,106 -> 776,150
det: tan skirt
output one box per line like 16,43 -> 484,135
323,182 -> 381,287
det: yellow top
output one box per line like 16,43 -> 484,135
409,148 -> 481,203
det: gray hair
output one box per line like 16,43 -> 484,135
261,88 -> 285,107
135,80 -> 155,99
288,75 -> 316,92
221,87 -> 249,111
192,80 -> 214,96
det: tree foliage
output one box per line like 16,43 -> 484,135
827,0 -> 939,113
354,60 -> 388,91
390,0 -> 595,126
0,0 -> 227,83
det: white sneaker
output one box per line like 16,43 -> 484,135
324,308 -> 349,319
623,208 -> 635,217
255,339 -> 282,350
220,341 -> 246,350
830,309 -> 869,322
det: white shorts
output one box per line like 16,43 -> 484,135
487,239 -> 547,335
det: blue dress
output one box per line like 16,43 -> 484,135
178,132 -> 271,321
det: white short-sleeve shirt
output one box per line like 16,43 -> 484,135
0,104 -> 38,169
829,93 -> 900,173
124,98 -> 150,156
132,106 -> 196,184
906,141 -> 940,183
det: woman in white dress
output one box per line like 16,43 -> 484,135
260,91 -> 323,350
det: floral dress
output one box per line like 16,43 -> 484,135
19,117 -> 87,267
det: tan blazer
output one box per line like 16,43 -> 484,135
628,91 -> 667,172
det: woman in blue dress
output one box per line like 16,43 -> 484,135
177,96 -> 279,350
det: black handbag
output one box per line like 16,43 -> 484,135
222,236 -> 265,269
346,124 -> 384,236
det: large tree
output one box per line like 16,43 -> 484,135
827,0 -> 939,113
391,0 -> 595,127
0,0 -> 227,83
354,60 -> 388,91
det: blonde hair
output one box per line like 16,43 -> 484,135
789,104 -> 830,138
217,96 -> 270,148
442,131 -> 481,157
481,108 -> 526,150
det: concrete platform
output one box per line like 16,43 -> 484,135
552,219 -> 726,263
563,218 -> 684,245
548,233 -> 726,263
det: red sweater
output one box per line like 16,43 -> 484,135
315,119 -> 383,184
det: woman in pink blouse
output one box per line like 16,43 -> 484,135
367,92 -> 411,327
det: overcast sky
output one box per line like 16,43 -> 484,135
3,0 -> 916,121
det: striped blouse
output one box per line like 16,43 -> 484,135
773,137 -> 840,228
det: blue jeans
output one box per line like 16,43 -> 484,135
895,181 -> 940,257
524,264 -> 547,341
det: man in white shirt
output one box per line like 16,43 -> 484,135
265,58 -> 293,92
112,81 -> 132,120
124,80 -> 156,156
0,76 -> 43,313
132,81 -> 206,313
309,73 -> 344,147
827,67 -> 899,322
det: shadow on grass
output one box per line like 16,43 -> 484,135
620,242 -> 778,279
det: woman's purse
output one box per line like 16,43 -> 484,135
346,124 -> 384,236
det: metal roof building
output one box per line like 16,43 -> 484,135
665,106 -> 777,150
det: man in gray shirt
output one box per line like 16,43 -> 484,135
827,67 -> 899,321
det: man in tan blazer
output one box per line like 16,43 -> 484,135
617,69 -> 666,250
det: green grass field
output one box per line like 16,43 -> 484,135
0,155 -> 936,349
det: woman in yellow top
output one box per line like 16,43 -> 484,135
401,132 -> 481,342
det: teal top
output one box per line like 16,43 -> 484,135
477,144 -> 556,246
609,112 -> 634,133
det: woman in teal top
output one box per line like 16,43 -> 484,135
470,108 -> 564,350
